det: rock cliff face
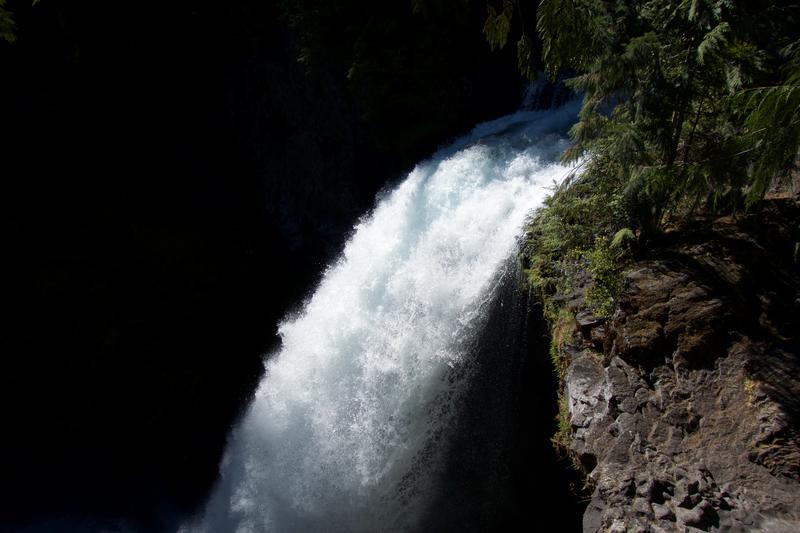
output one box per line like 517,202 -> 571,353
558,200 -> 800,532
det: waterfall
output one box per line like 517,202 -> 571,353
185,101 -> 580,533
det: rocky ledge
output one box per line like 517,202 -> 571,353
557,200 -> 800,532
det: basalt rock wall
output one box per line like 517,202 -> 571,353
557,200 -> 800,532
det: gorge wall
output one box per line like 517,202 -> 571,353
553,199 -> 800,532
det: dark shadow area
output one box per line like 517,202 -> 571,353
0,1 -> 527,531
641,202 -> 800,474
421,262 -> 587,531
634,200 -> 800,373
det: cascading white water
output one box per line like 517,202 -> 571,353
186,100 -> 579,533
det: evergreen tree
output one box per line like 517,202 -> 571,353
483,0 -> 539,79
736,39 -> 800,205
529,0 -> 800,231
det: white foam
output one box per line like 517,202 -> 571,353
186,100 -> 579,533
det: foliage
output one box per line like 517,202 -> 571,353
483,0 -> 513,51
532,0 -> 800,231
743,377 -> 759,405
548,308 -> 575,379
0,0 -> 17,43
482,0 -> 539,79
522,160 -> 632,318
1,0 -> 42,43
611,227 -> 635,248
547,307 -> 577,457
734,40 -> 800,205
552,393 -> 572,452
584,236 -> 624,317
537,0 -> 611,75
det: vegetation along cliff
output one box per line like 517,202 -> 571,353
504,0 -> 800,531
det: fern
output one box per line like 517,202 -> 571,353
623,32 -> 659,64
1,0 -> 44,43
734,39 -> 800,205
611,228 -> 636,248
0,0 -> 16,43
516,34 -> 535,80
537,0 -> 611,75
697,22 -> 730,64
483,1 -> 513,51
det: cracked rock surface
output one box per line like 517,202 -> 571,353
559,201 -> 800,532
